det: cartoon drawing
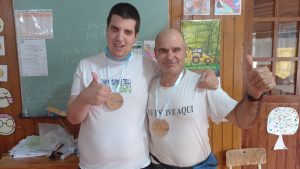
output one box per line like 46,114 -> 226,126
215,0 -> 241,15
0,114 -> 15,135
267,107 -> 299,150
0,88 -> 13,108
184,0 -> 210,15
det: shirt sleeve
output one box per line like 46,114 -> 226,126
206,87 -> 238,124
70,60 -> 84,96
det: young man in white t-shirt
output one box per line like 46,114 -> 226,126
147,29 -> 276,169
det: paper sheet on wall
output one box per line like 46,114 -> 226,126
0,36 -> 5,56
143,40 -> 155,58
18,39 -> 48,76
215,0 -> 242,15
14,9 -> 54,39
184,0 -> 210,15
0,65 -> 8,82
267,107 -> 299,150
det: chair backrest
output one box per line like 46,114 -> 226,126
226,148 -> 266,169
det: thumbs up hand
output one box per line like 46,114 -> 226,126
79,72 -> 112,106
245,55 -> 276,99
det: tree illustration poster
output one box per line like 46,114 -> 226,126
181,20 -> 220,76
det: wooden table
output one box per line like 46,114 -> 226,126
0,155 -> 79,169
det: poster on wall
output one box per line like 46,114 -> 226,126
0,65 -> 8,82
0,114 -> 16,135
0,36 -> 5,56
215,0 -> 241,15
275,48 -> 296,79
14,9 -> 54,39
184,0 -> 210,15
181,20 -> 220,76
267,107 -> 299,150
0,88 -> 13,108
143,40 -> 155,59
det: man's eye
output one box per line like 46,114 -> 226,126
173,48 -> 182,53
125,31 -> 133,36
158,49 -> 168,54
111,27 -> 118,32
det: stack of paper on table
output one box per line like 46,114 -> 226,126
9,135 -> 53,158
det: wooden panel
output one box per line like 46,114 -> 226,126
243,96 -> 300,169
0,155 -> 78,169
0,0 -> 22,154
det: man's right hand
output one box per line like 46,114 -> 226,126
79,72 -> 112,106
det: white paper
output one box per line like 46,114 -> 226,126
0,17 -> 4,33
14,9 -> 54,39
0,65 -> 8,82
273,135 -> 287,150
215,0 -> 242,15
132,41 -> 143,55
0,36 -> 5,56
9,135 -> 52,158
143,40 -> 155,58
267,107 -> 299,150
18,39 -> 48,76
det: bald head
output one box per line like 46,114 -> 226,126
155,29 -> 185,47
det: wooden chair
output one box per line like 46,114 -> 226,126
226,148 -> 266,169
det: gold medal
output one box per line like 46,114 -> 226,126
152,119 -> 169,137
106,92 -> 123,110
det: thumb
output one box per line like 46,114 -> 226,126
91,72 -> 99,84
246,54 -> 253,72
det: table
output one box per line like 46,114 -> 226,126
0,155 -> 79,169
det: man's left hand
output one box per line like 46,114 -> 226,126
196,69 -> 219,90
246,55 -> 276,99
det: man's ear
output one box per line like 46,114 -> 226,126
154,47 -> 158,59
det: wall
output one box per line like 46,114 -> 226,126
0,0 -> 168,155
13,0 -> 168,117
1,1 -> 247,169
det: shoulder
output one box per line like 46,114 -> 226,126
79,52 -> 104,65
185,69 -> 201,82
132,53 -> 159,75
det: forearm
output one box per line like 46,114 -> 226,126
226,95 -> 261,128
67,95 -> 90,125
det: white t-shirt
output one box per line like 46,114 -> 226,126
147,69 -> 237,167
71,52 -> 158,169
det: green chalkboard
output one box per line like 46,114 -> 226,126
13,0 -> 168,117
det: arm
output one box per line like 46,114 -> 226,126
225,55 -> 276,128
67,72 -> 111,124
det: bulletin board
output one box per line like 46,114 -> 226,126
13,0 -> 168,117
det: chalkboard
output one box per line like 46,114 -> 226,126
13,0 -> 168,117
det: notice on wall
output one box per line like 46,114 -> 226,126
181,20 -> 221,76
184,0 -> 210,15
14,9 -> 54,39
0,65 -> 8,82
215,0 -> 241,15
0,36 -> 5,56
18,39 -> 48,76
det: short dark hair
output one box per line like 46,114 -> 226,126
107,3 -> 140,34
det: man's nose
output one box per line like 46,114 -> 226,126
115,31 -> 124,41
166,50 -> 174,59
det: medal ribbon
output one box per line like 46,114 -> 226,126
105,47 -> 132,93
155,68 -> 185,119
